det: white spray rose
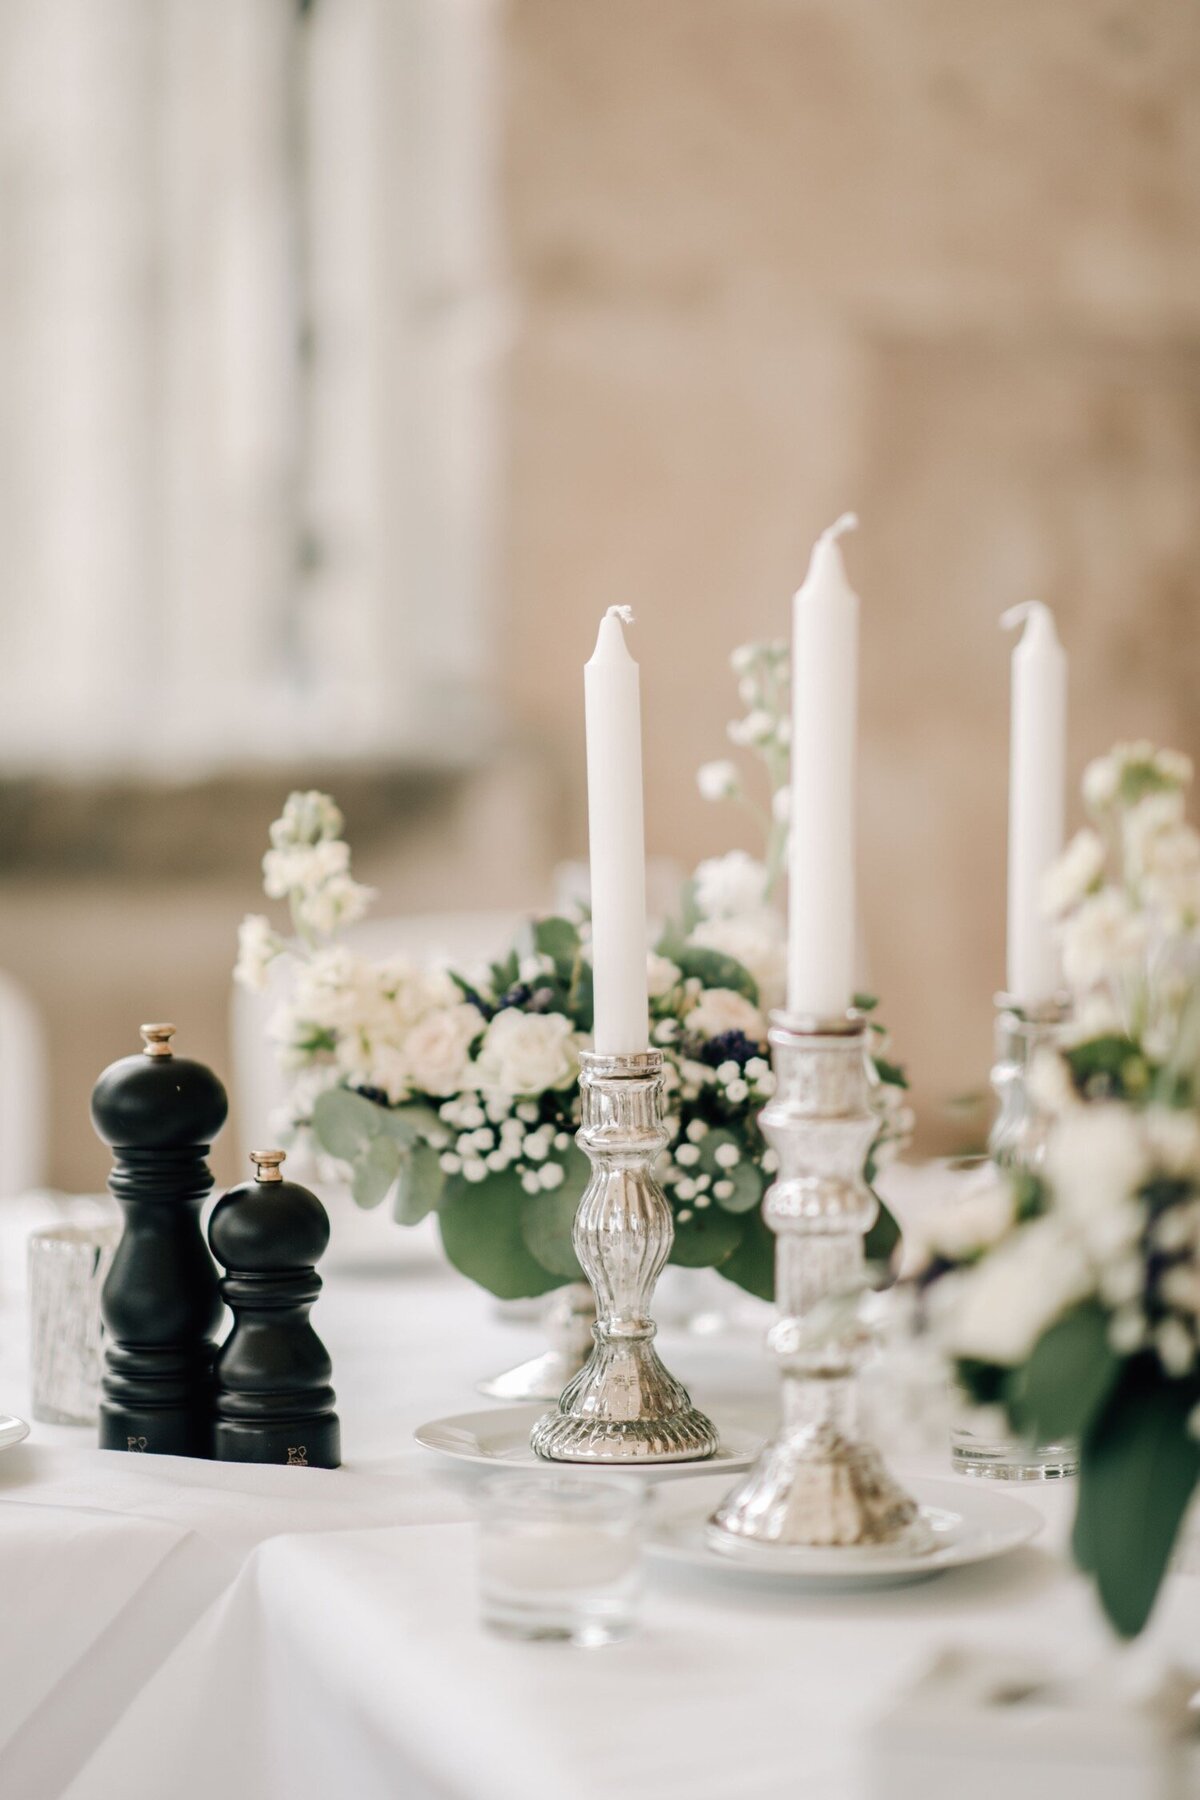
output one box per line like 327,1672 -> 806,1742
475,1010 -> 580,1096
1046,1104 -> 1148,1265
684,986 -> 767,1044
403,1003 -> 485,1097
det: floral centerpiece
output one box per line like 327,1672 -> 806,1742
917,742 -> 1200,1637
235,641 -> 910,1303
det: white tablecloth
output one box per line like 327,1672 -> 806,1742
0,1180 -> 1196,1800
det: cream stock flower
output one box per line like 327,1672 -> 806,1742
693,850 -> 769,919
1041,829 -> 1106,918
234,914 -> 280,992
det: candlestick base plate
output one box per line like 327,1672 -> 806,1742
708,1422 -> 920,1549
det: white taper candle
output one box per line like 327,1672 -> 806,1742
584,606 -> 650,1054
1002,601 -> 1067,1005
786,514 -> 860,1019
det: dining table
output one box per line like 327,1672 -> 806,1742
1,1173 -> 1197,1800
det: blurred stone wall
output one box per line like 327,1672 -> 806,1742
500,0 -> 1200,1147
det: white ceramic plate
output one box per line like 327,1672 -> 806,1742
0,1416 -> 30,1454
414,1404 -> 762,1479
647,1474 -> 1043,1589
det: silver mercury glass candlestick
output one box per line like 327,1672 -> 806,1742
708,1012 -> 920,1549
951,988 -> 1076,1480
987,990 -> 1072,1171
531,1049 -> 718,1464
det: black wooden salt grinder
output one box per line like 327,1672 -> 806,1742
91,1024 -> 227,1457
208,1150 -> 341,1469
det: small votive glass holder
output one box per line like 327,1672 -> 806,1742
28,1222 -> 120,1425
478,1474 -> 645,1647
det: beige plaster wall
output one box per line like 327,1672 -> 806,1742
500,0 -> 1200,1147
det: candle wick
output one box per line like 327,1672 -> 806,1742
822,512 -> 859,543
605,605 -> 636,626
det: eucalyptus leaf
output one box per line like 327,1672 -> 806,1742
519,1152 -> 589,1279
312,1086 -> 384,1162
714,1207 -> 775,1300
1072,1367 -> 1200,1638
1010,1302 -> 1120,1446
392,1140 -> 446,1226
714,1160 -> 763,1214
669,1206 -> 742,1268
350,1133 -> 402,1209
438,1171 -> 562,1300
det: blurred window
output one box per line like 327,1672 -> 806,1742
0,0 -> 504,775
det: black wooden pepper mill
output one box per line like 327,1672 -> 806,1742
208,1150 -> 341,1469
91,1023 -> 227,1457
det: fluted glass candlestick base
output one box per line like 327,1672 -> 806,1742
708,1013 -> 919,1549
987,991 -> 1070,1172
531,1051 -> 718,1465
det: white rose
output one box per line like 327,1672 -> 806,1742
697,760 -> 740,803
475,1010 -> 580,1096
1041,829 -> 1105,918
919,1163 -> 1017,1265
403,1003 -> 485,1097
234,914 -> 280,992
693,851 -> 768,920
1061,889 -> 1149,994
684,986 -> 767,1044
1046,1104 -> 1148,1263
948,1216 -> 1094,1366
646,953 -> 682,999
689,912 -> 786,1012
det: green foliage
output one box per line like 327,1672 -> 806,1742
392,1140 -> 445,1226
864,1193 -> 901,1274
1073,1363 -> 1200,1638
350,1134 -> 402,1208
1008,1303 -> 1121,1446
670,1206 -> 743,1268
311,1086 -> 385,1162
654,920 -> 760,1005
437,1171 -> 563,1300
516,1148 -> 589,1279
714,1207 -> 775,1299
1062,1034 -> 1150,1103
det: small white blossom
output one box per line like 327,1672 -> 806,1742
438,1152 -> 462,1176
646,954 -> 683,999
697,760 -> 740,803
520,1171 -> 542,1195
686,1119 -> 709,1143
714,1143 -> 740,1169
234,914 -> 281,992
1156,1317 -> 1196,1377
462,1158 -> 488,1184
676,1179 -> 697,1202
538,1162 -> 564,1191
725,1078 -> 749,1104
713,1179 -> 734,1200
675,1143 -> 701,1167
1042,829 -> 1106,918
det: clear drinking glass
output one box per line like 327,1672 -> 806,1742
950,1410 -> 1077,1480
28,1222 -> 119,1425
478,1474 -> 645,1646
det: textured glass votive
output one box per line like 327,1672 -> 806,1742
478,1475 -> 644,1646
28,1223 -> 120,1425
